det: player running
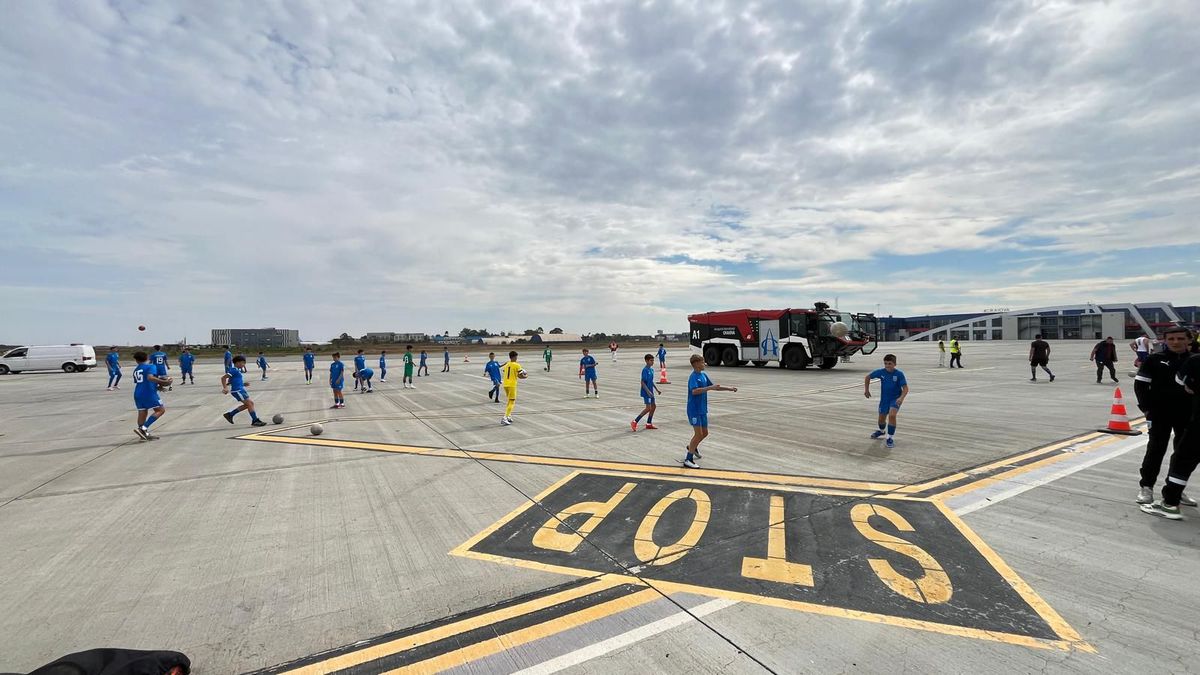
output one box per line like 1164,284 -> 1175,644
221,355 -> 267,427
1028,335 -> 1055,382
178,348 -> 195,384
683,354 -> 736,468
543,346 -> 552,372
485,352 -> 502,402
403,345 -> 416,389
632,354 -> 660,432
329,352 -> 346,409
150,345 -> 171,391
379,350 -> 388,382
864,354 -> 909,449
303,347 -> 316,384
609,340 -> 618,362
256,352 -> 269,380
105,346 -> 121,390
132,351 -> 171,440
499,350 -> 527,425
580,348 -> 599,398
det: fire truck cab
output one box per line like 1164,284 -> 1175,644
688,303 -> 878,370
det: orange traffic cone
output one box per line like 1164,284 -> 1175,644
659,365 -> 670,384
1098,387 -> 1142,435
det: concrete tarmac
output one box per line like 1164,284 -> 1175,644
0,342 -> 1196,673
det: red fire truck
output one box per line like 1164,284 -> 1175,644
688,303 -> 878,369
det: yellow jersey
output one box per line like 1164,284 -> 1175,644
501,361 -> 524,387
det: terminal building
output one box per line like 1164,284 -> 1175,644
210,328 -> 301,349
363,332 -> 429,343
881,302 -> 1198,342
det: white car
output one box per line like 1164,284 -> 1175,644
0,344 -> 98,374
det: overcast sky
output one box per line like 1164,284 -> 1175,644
2,0 -> 1197,345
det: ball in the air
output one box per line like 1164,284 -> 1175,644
138,325 -> 146,331
310,423 -> 324,436
272,413 -> 284,425
517,369 -> 528,379
830,321 -> 849,338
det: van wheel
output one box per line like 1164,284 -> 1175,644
752,360 -> 767,367
721,346 -> 738,367
0,365 -> 8,375
703,346 -> 720,367
62,363 -> 77,373
77,365 -> 89,372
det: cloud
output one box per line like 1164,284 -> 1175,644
0,0 -> 1196,343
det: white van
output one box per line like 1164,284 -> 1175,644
0,344 -> 98,374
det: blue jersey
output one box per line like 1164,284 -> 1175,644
443,350 -> 450,362
354,355 -> 366,371
150,351 -> 168,373
485,360 -> 502,383
179,353 -> 194,370
657,347 -> 667,362
580,355 -> 597,375
420,353 -> 427,364
225,365 -> 245,391
303,352 -> 315,368
106,352 -> 120,369
330,361 -> 345,386
869,368 -> 908,401
224,350 -> 233,368
641,365 -> 656,396
358,367 -> 374,380
686,370 -> 712,417
257,356 -> 268,369
379,355 -> 387,367
133,363 -> 158,400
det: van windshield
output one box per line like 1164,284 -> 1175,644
3,348 -> 28,358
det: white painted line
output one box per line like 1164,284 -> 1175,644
949,434 -> 1146,515
510,598 -> 737,675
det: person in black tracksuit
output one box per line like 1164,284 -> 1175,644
1141,332 -> 1200,520
1133,326 -> 1193,506
1090,337 -> 1119,384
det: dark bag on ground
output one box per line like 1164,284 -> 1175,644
6,648 -> 189,675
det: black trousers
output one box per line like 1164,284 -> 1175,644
949,353 -> 962,368
1140,414 -> 1189,487
1095,362 -> 1117,381
1162,421 -> 1200,506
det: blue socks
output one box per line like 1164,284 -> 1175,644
878,422 -> 885,431
250,411 -> 260,422
228,408 -> 240,419
143,415 -> 158,429
887,424 -> 896,436
647,414 -> 653,424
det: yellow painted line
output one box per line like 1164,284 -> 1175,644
239,432 -> 905,493
280,574 -> 631,674
385,588 -> 662,674
931,434 -> 1124,502
894,433 -> 1104,495
932,500 -> 1094,652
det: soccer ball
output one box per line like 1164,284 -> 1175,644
830,321 -> 849,338
518,369 -> 528,379
310,423 -> 324,436
138,325 -> 146,331
272,413 -> 284,424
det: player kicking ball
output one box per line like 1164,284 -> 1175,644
864,354 -> 908,449
632,354 -> 660,431
221,355 -> 267,427
133,351 -> 171,440
683,354 -> 736,468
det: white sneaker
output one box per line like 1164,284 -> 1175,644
1181,492 -> 1198,508
683,459 -> 699,469
500,417 -> 511,426
506,417 -> 514,424
106,387 -> 112,391
1136,486 -> 1154,504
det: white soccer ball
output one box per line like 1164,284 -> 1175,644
830,321 -> 849,338
517,369 -> 528,379
310,423 -> 324,436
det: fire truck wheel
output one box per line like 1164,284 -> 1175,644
818,357 -> 838,369
782,346 -> 809,369
752,360 -> 768,367
720,346 -> 738,367
703,346 -> 721,367
737,360 -> 749,366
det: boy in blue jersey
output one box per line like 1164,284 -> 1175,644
354,349 -> 367,390
442,347 -> 451,372
379,350 -> 388,383
683,354 -> 736,468
358,366 -> 375,393
224,347 -> 234,371
105,346 -> 122,390
303,347 -> 316,384
222,355 -> 267,427
132,351 -> 171,440
864,354 -> 909,449
657,343 -> 667,369
329,352 -> 346,409
418,349 -> 429,376
178,348 -> 195,384
485,352 -> 502,402
579,348 -> 599,398
632,354 -> 661,432
256,352 -> 269,380
150,345 -> 171,391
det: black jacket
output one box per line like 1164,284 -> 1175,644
1092,341 -> 1118,364
1134,350 -> 1191,419
1176,353 -> 1200,419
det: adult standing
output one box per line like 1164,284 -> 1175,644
937,339 -> 946,368
1141,345 -> 1200,520
948,338 -> 963,369
609,340 -> 619,363
1028,335 -> 1054,382
1090,336 -> 1119,384
1133,326 -> 1195,507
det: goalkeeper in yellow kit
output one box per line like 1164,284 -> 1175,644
500,350 -> 527,426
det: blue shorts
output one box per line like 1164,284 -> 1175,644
180,367 -> 192,374
231,389 -> 249,402
135,394 -> 162,411
331,382 -> 343,391
584,372 -> 597,381
491,378 -> 502,386
642,394 -> 655,405
878,399 -> 901,415
155,366 -> 167,377
689,414 -> 708,428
